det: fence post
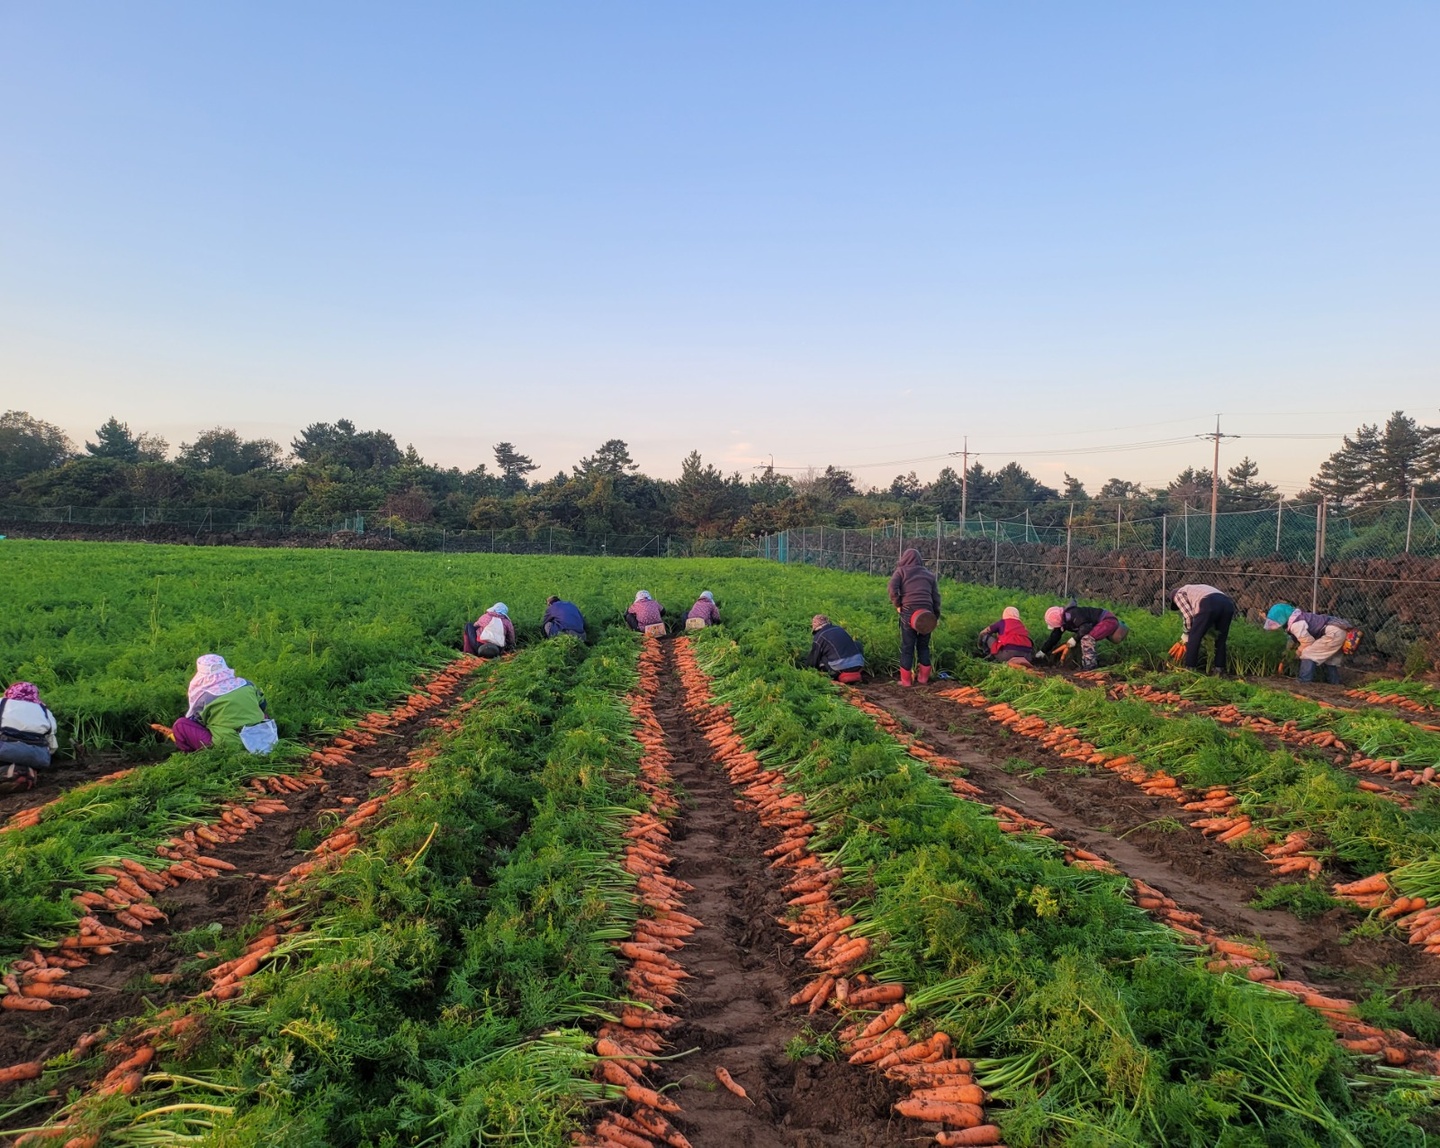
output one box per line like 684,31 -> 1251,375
819,525 -> 824,567
935,514 -> 942,571
1182,503 -> 1189,557
1115,504 -> 1121,551
1311,497 -> 1324,613
1160,514 -> 1167,613
897,518 -> 902,555
869,527 -> 875,575
1064,502 -> 1074,598
1276,496 -> 1283,554
1406,488 -> 1416,553
992,529 -> 999,586
1025,508 -> 1031,543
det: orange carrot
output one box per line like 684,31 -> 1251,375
623,1082 -> 682,1114
935,1128 -> 1004,1146
715,1066 -> 750,1101
894,1098 -> 984,1125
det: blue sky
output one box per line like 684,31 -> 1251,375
2,3 -> 1437,494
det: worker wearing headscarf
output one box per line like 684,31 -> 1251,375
1037,601 -> 1126,671
171,655 -> 276,754
1265,604 -> 1353,684
686,591 -> 721,628
465,603 -> 516,658
887,548 -> 941,686
0,682 -> 60,791
978,607 -> 1034,665
806,615 -> 866,684
625,591 -> 666,633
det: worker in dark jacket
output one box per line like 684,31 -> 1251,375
978,607 -> 1033,665
806,615 -> 866,684
1170,584 -> 1236,673
541,597 -> 586,641
1038,601 -> 1126,671
887,548 -> 941,686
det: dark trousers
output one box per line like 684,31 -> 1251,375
1184,594 -> 1236,671
463,623 -> 503,659
899,616 -> 931,671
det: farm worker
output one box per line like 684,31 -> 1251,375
978,607 -> 1034,666
685,591 -> 721,631
541,596 -> 586,640
625,591 -> 666,636
1264,603 -> 1355,684
887,548 -> 941,687
806,615 -> 866,684
171,655 -> 278,754
465,603 -> 515,659
1169,584 -> 1237,673
0,682 -> 60,794
1037,601 -> 1127,671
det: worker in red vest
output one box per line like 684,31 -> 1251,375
978,607 -> 1034,666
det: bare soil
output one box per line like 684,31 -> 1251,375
0,681 -> 475,1079
645,642 -> 909,1148
863,681 -> 1440,1012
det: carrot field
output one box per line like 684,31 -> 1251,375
3,539 -> 1440,1146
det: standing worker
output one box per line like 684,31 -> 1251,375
806,615 -> 866,684
1037,601 -> 1127,671
1169,584 -> 1237,674
685,591 -> 721,631
541,596 -> 586,641
888,548 -> 941,686
1264,604 -> 1358,684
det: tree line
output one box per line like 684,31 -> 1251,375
1,409 -> 1437,541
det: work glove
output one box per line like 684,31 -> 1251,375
1168,641 -> 1187,663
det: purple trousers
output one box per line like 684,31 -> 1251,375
173,717 -> 213,753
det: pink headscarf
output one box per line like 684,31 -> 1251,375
187,655 -> 248,713
1002,607 -> 1021,621
3,682 -> 41,704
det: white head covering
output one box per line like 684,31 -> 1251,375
635,591 -> 652,602
490,603 -> 509,617
700,591 -> 714,602
188,654 -> 247,713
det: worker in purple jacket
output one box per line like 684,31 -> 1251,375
625,591 -> 666,633
685,591 -> 721,629
1265,603 -> 1353,684
887,548 -> 941,686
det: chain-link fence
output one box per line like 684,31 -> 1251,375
0,503 -> 754,558
760,497 -> 1440,665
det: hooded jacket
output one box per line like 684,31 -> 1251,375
887,549 -> 941,617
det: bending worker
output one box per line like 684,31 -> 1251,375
0,682 -> 60,793
625,591 -> 666,635
1169,583 -> 1237,674
1038,601 -> 1126,671
171,655 -> 278,754
806,615 -> 866,684
542,596 -> 586,641
465,603 -> 515,658
685,591 -> 721,630
1264,603 -> 1355,684
888,548 -> 941,686
978,607 -> 1034,666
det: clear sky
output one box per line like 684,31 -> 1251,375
2,3 -> 1437,496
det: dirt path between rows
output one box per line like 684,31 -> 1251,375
863,682 -> 1440,1011
645,642 -> 906,1148
0,663 -> 480,1080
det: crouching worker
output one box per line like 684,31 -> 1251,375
1170,584 -> 1236,673
978,607 -> 1034,666
169,655 -> 278,754
1264,604 -> 1357,684
542,596 -> 586,641
625,591 -> 666,637
807,615 -> 866,684
1038,601 -> 1127,671
685,591 -> 721,631
0,682 -> 60,794
464,603 -> 516,658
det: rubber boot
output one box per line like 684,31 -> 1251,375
899,667 -> 914,687
917,664 -> 932,685
1324,663 -> 1341,685
1297,659 -> 1317,683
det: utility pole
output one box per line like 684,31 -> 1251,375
1197,416 -> 1238,558
949,437 -> 969,536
